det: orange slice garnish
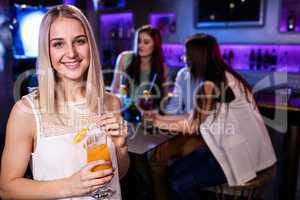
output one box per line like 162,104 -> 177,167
73,128 -> 89,144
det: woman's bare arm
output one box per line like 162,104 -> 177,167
152,81 -> 215,135
103,93 -> 129,179
152,113 -> 197,135
0,99 -> 71,199
0,99 -> 113,199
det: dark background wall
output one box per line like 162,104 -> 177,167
119,0 -> 300,44
8,0 -> 300,45
0,0 -> 13,156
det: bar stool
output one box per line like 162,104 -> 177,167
214,165 -> 276,200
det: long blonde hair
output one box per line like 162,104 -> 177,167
37,4 -> 104,115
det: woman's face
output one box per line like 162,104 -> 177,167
49,17 -> 90,82
138,32 -> 154,58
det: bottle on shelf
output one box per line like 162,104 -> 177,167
170,18 -> 176,33
287,10 -> 296,32
110,26 -> 117,39
126,21 -> 131,39
281,51 -> 289,71
256,48 -> 262,70
118,22 -> 124,39
222,50 -> 228,64
228,49 -> 234,67
270,49 -> 278,71
249,49 -> 256,70
128,27 -> 135,39
263,50 -> 270,70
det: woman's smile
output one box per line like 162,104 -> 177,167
61,60 -> 82,70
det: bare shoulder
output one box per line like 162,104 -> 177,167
118,51 -> 133,62
11,98 -> 35,122
115,51 -> 133,72
120,50 -> 133,57
6,98 -> 36,139
1,98 -> 36,185
104,92 -> 121,113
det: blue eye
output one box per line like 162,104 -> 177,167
53,42 -> 63,48
76,38 -> 87,45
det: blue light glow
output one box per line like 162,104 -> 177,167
20,11 -> 44,58
0,42 -> 4,72
92,0 -> 98,10
13,4 -> 48,59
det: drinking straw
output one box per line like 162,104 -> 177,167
149,73 -> 157,93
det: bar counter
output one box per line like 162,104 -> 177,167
256,94 -> 300,200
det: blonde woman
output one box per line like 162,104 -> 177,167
0,5 -> 128,199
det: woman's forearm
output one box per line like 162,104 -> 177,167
156,113 -> 189,122
115,145 -> 129,179
111,73 -> 121,94
153,114 -> 197,135
0,177 -> 71,200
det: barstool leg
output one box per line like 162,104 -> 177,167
215,186 -> 220,200
248,189 -> 256,200
233,190 -> 238,200
241,190 -> 245,198
221,186 -> 225,200
215,185 -> 224,200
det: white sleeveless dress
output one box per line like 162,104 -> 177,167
24,92 -> 122,200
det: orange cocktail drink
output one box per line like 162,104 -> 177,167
87,143 -> 112,171
81,127 -> 116,199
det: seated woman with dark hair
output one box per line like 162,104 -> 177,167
111,25 -> 168,115
148,33 -> 277,200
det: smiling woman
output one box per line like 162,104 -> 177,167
0,5 -> 128,200
49,17 -> 90,83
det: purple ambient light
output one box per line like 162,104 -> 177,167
149,13 -> 176,34
63,0 -> 76,5
162,44 -> 185,67
220,44 -> 300,72
163,43 -> 300,72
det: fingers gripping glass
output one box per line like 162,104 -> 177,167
85,128 -> 115,200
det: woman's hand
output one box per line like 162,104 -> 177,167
97,113 -> 128,148
66,160 -> 113,197
143,110 -> 161,123
145,112 -> 196,135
